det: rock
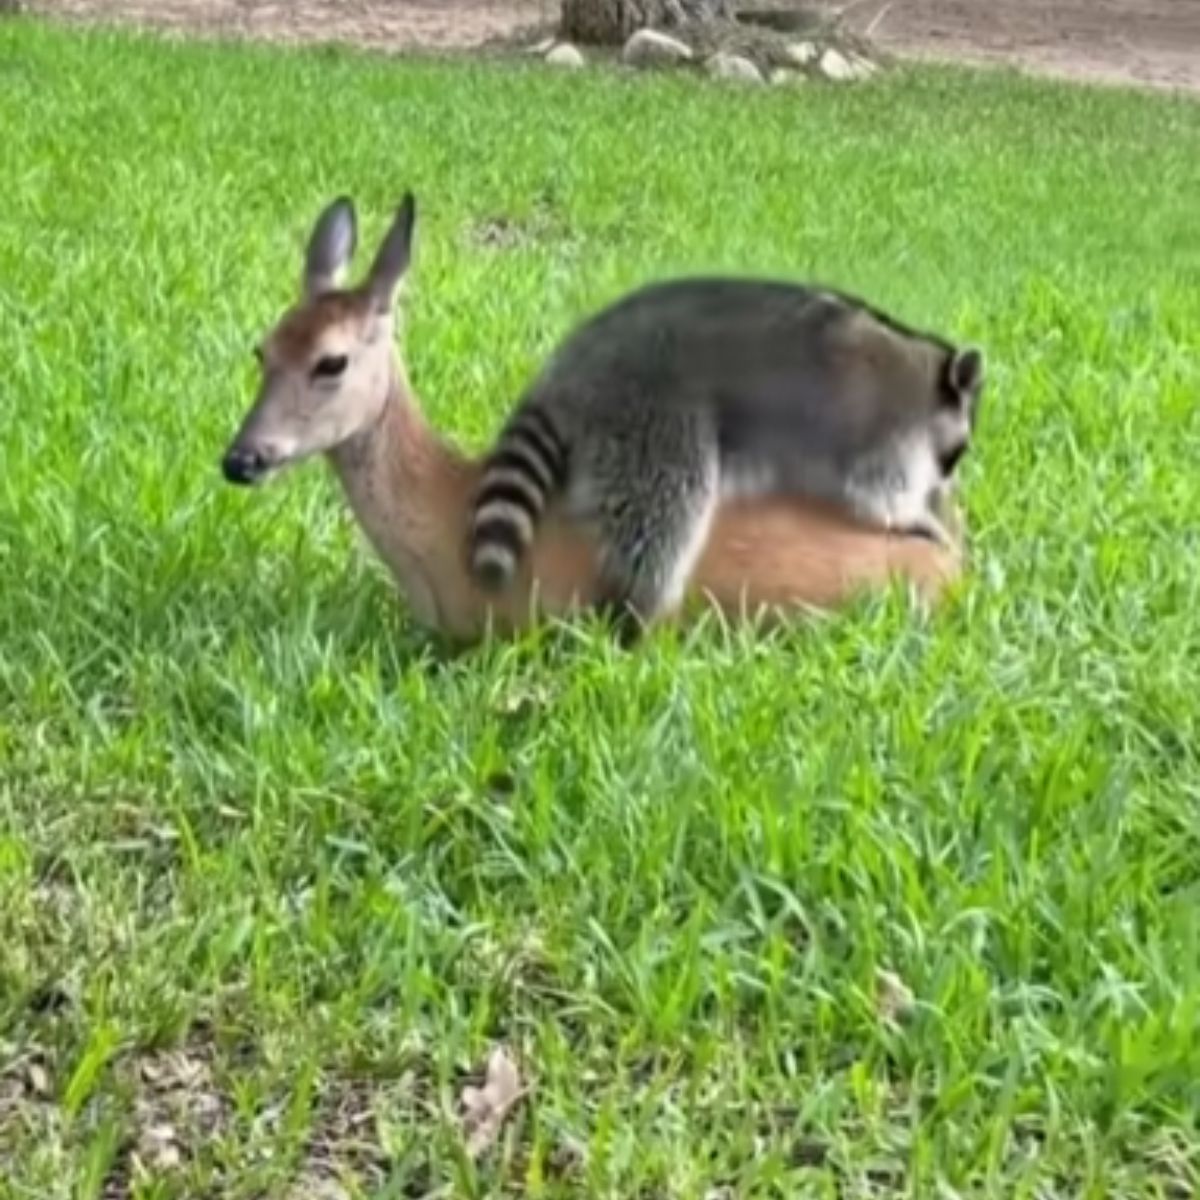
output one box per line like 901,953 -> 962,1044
546,43 -> 586,69
851,53 -> 879,77
819,48 -> 857,82
769,68 -> 806,87
705,52 -> 763,85
787,41 -> 818,67
622,29 -> 693,69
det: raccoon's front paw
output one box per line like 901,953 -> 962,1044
593,588 -> 649,647
899,513 -> 953,547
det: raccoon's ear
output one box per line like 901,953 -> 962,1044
943,345 -> 985,408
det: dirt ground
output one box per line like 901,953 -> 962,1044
867,0 -> 1200,95
26,0 -> 1200,94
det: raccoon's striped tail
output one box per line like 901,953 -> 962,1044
468,403 -> 570,592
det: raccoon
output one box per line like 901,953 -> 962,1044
467,276 -> 984,636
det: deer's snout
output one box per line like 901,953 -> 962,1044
221,443 -> 274,485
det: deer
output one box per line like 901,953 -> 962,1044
218,192 -> 966,644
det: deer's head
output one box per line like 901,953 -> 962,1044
221,193 -> 415,485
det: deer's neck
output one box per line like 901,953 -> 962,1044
326,369 -> 482,637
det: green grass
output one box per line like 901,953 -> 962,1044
2,15 -> 1200,1198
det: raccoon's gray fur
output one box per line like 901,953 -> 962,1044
468,276 -> 985,633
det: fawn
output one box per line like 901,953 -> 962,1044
219,193 -> 965,643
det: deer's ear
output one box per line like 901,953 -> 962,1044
365,193 -> 416,312
303,196 -> 357,297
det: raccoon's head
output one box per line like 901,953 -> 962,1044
931,345 -> 985,480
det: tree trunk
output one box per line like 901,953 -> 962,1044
561,0 -> 737,46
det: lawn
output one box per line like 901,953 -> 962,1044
2,14 -> 1200,1198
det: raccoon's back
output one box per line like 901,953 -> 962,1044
532,276 -> 942,451
540,277 -> 832,386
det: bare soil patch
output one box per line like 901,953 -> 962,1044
24,0 -> 1200,94
30,0 -> 558,53
856,0 -> 1200,95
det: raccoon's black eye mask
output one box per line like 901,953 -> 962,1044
939,442 -> 968,476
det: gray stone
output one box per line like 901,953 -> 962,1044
819,48 -> 857,82
705,52 -> 764,84
546,43 -> 586,69
622,28 -> 694,68
787,41 -> 818,67
769,67 -> 806,87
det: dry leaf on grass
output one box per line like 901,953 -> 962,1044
0,1046 -> 55,1108
875,968 -> 915,1025
459,1046 -> 526,1158
26,1061 -> 52,1099
137,1122 -> 184,1171
118,1042 -> 232,1182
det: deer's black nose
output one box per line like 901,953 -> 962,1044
221,445 -> 269,485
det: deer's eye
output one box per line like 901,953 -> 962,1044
312,354 -> 349,380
